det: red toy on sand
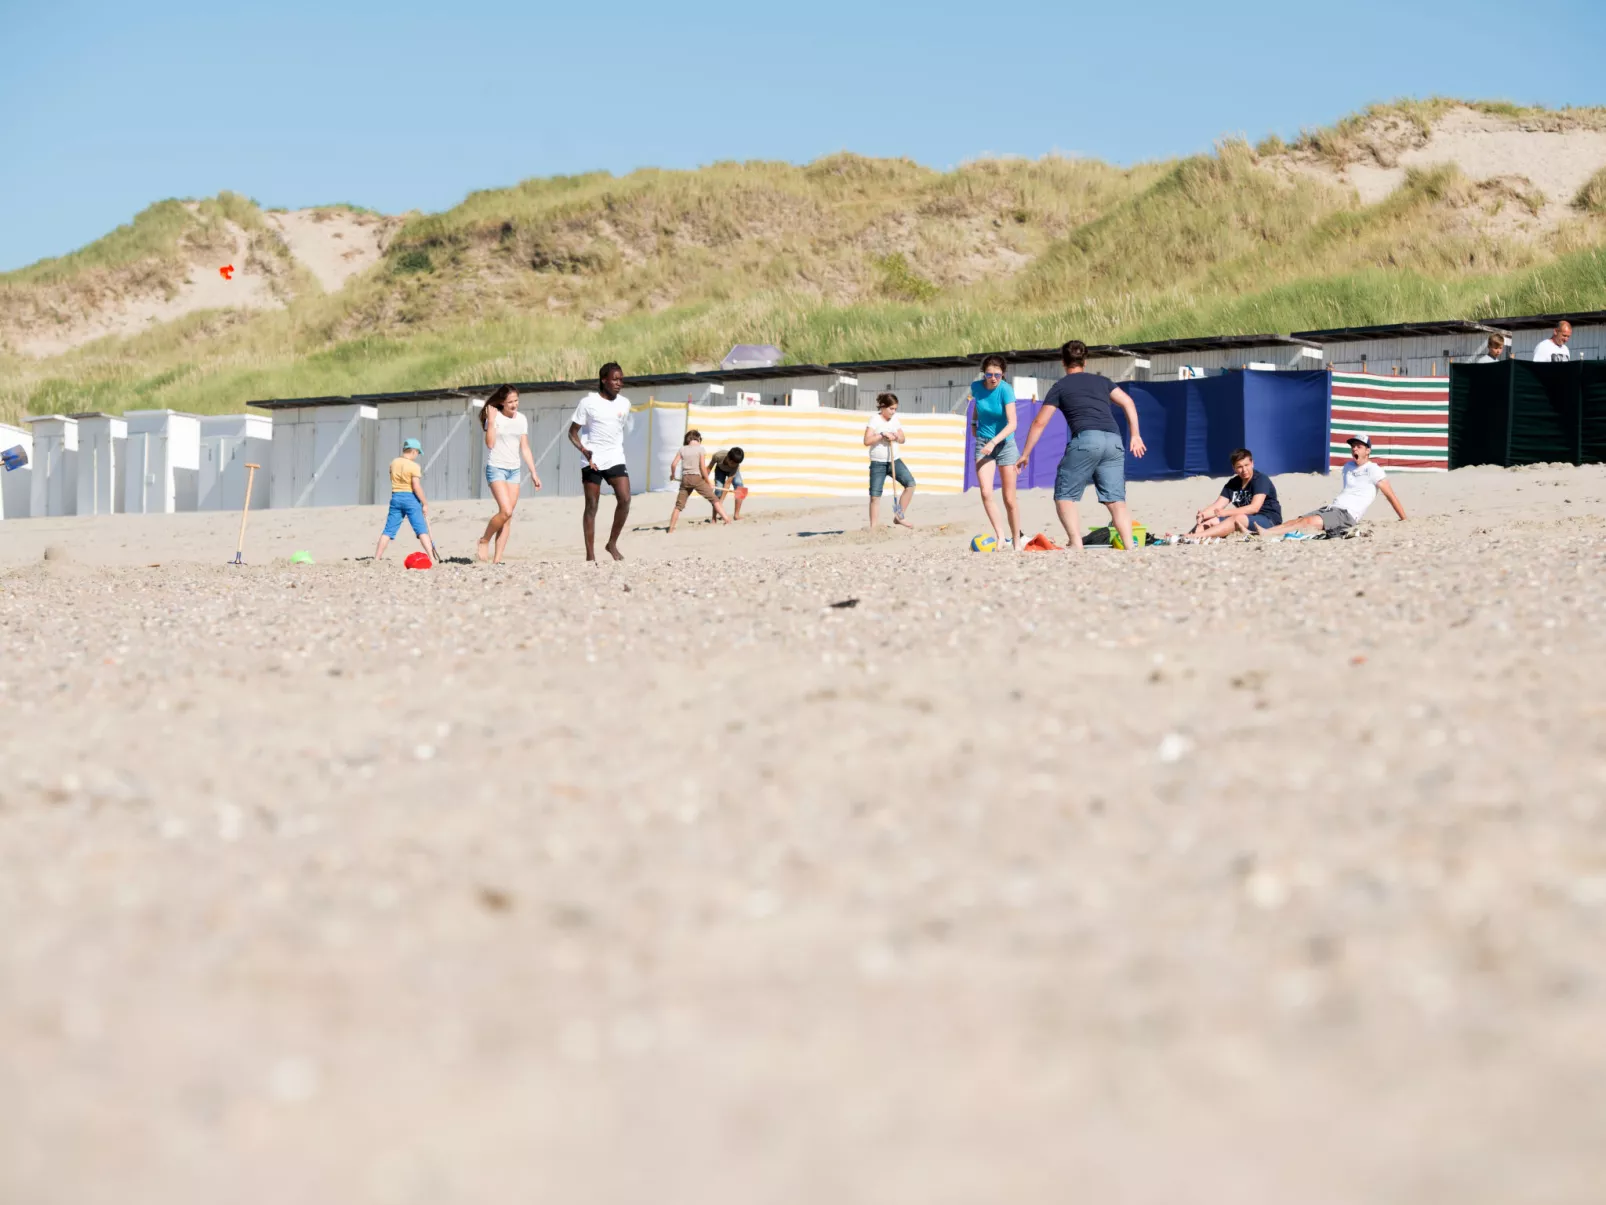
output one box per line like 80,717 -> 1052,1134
404,552 -> 432,570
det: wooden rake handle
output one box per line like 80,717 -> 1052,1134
235,463 -> 261,558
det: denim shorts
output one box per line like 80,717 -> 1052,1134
976,434 -> 1019,468
485,464 -> 520,485
1054,429 -> 1126,503
714,467 -> 744,495
869,458 -> 915,497
1246,513 -> 1277,531
383,491 -> 428,538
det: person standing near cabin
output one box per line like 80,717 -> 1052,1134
865,393 -> 915,529
477,384 -> 542,564
375,438 -> 438,562
967,353 -> 1021,549
569,362 -> 633,562
1472,333 -> 1507,363
1532,320 -> 1572,363
668,429 -> 730,532
1017,339 -> 1146,550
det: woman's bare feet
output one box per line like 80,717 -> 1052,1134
476,538 -> 491,562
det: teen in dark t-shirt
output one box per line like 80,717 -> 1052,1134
1017,340 -> 1148,550
1182,449 -> 1281,539
1041,372 -> 1122,436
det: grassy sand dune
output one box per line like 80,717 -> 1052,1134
3,101 -> 1606,423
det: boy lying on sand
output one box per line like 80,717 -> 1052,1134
1255,434 -> 1407,539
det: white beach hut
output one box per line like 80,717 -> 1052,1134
0,422 -> 34,521
123,410 -> 202,514
357,390 -> 486,505
74,413 -> 128,516
198,414 -> 272,512
259,400 -> 379,509
25,415 -> 78,518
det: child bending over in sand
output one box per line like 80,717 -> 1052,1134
376,438 -> 438,562
668,429 -> 730,532
708,446 -> 747,521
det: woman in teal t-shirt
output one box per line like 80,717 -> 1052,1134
967,354 -> 1021,549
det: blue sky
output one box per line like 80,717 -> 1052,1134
2,0 -> 1603,272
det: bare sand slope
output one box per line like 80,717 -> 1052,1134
3,467 -> 1606,1205
1349,108 -> 1606,218
12,222 -> 281,358
265,210 -> 398,293
10,207 -> 395,357
1282,104 -> 1606,234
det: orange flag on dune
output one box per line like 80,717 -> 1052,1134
1022,533 -> 1062,552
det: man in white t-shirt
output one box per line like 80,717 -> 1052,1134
1532,320 -> 1572,363
568,362 -> 634,562
1255,434 -> 1407,539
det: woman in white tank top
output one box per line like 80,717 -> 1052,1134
478,385 -> 542,563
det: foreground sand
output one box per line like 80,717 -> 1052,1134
4,466 -> 1606,1204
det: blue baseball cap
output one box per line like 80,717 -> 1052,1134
402,438 -> 422,452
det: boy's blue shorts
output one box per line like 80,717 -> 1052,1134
383,491 -> 428,538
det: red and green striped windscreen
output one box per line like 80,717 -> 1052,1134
1329,374 -> 1449,471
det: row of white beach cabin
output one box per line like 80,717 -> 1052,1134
7,309 -> 1601,519
5,411 -> 269,520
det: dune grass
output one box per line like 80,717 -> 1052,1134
1576,168 -> 1606,217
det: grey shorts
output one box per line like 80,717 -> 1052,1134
1054,429 -> 1126,504
976,434 -> 1020,468
1305,506 -> 1356,534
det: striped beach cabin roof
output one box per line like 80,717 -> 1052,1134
1329,374 -> 1449,472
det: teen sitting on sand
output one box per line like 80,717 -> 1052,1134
668,429 -> 730,533
709,446 -> 747,521
375,438 -> 438,562
1180,448 -> 1282,540
866,392 -> 915,529
477,384 -> 543,564
1255,433 -> 1407,539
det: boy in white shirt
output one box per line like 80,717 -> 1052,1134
1255,434 -> 1407,539
568,362 -> 633,562
864,392 -> 915,529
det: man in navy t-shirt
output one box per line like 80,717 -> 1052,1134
1183,448 -> 1282,539
1017,339 -> 1147,550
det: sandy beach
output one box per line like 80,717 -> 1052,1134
4,465 -> 1606,1204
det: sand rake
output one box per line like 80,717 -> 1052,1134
230,463 -> 261,565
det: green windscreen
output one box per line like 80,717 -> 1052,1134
1581,364 -> 1606,465
1452,361 -> 1606,467
1508,363 -> 1582,465
1448,361 -> 1512,468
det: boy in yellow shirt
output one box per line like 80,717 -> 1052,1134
375,438 -> 438,561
